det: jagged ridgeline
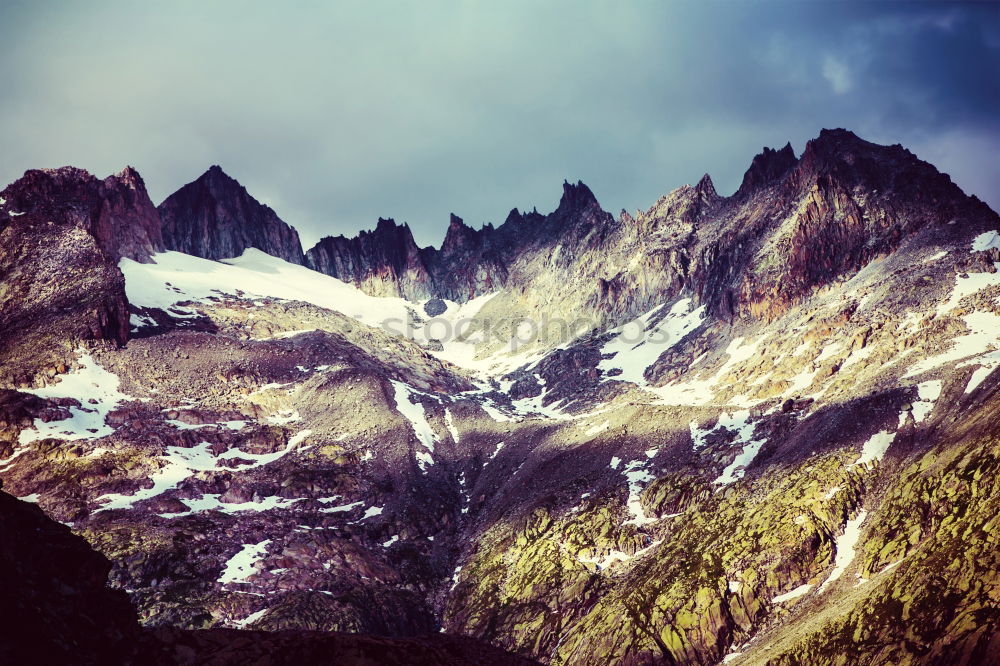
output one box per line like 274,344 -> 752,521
1,128 -> 1000,664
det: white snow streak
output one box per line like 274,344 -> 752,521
218,539 -> 271,584
772,584 -> 813,604
390,380 -> 438,470
598,298 -> 705,386
818,509 -> 868,592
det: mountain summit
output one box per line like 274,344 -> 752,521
158,166 -> 305,265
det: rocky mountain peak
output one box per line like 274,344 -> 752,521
441,213 -> 480,255
363,217 -> 422,253
372,216 -> 406,235
0,165 -> 164,263
694,173 -> 717,198
195,164 -> 251,196
503,207 -> 525,226
555,180 -> 600,216
158,166 -> 305,265
113,165 -> 144,189
735,141 -> 798,197
305,217 -> 433,300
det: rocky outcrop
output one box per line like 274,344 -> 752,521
0,205 -> 130,388
305,218 -> 435,300
0,490 -> 536,666
158,166 -> 305,264
734,141 -> 797,198
0,166 -> 164,262
721,128 -> 1000,320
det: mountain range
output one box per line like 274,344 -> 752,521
2,128 -> 1000,665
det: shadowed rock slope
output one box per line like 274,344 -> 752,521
0,489 -> 536,665
159,165 -> 305,265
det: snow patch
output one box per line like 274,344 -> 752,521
577,539 -> 662,571
933,266 -> 1000,319
651,336 -> 763,407
706,411 -> 766,485
231,607 -> 268,629
97,435 -> 307,512
965,363 -> 997,394
159,494 -> 303,518
911,380 -> 942,423
714,439 -> 766,485
585,419 -> 610,436
319,500 -> 364,514
818,509 -> 869,592
972,230 -> 1000,252
851,431 -> 895,468
772,584 -> 813,604
621,459 -> 656,526
485,441 -> 505,463
444,409 -> 461,443
218,539 -> 271,584
598,298 -> 705,386
18,352 -> 131,444
390,381 -> 438,470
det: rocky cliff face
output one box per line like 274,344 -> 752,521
306,218 -> 435,300
3,128 -> 1000,665
305,180 -> 605,303
0,166 -> 164,262
0,200 -> 131,389
159,166 -> 305,265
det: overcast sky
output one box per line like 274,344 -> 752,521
1,1 -> 997,247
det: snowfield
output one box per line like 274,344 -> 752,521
18,352 -> 131,444
121,250 -> 518,373
121,249 -> 418,332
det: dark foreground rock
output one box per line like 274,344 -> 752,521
0,490 -> 536,665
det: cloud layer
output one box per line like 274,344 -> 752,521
1,1 -> 997,247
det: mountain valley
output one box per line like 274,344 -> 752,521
2,128 -> 1000,665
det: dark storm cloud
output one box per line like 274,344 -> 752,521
0,1 -> 997,247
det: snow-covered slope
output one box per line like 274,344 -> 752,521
121,249 -> 508,373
